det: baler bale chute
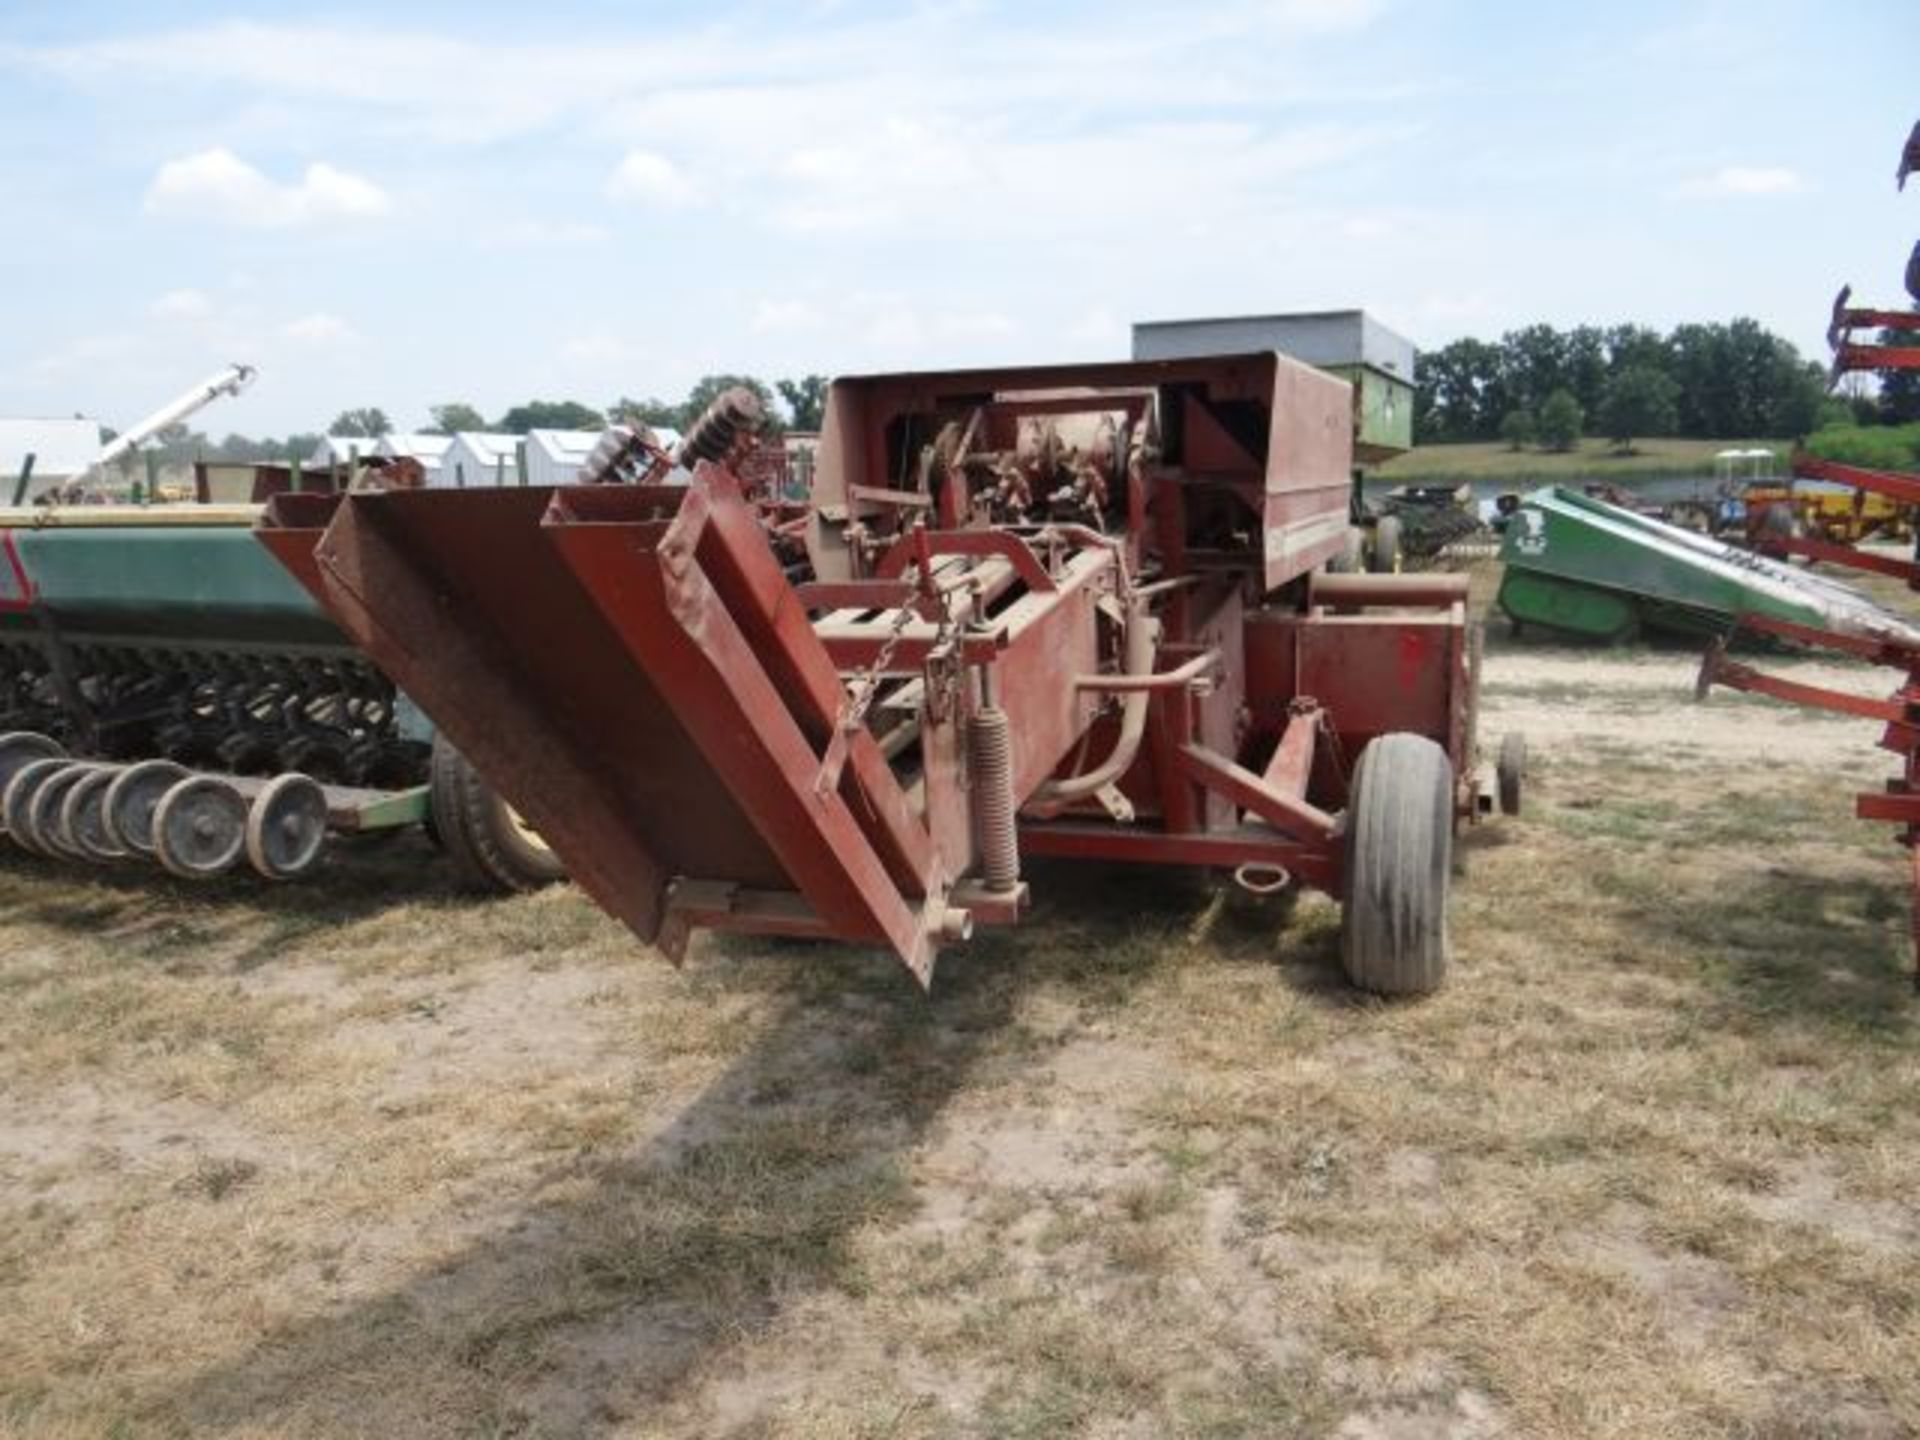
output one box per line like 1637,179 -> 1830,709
262,352 -> 1496,993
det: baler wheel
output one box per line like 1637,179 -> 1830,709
63,767 -> 127,862
104,760 -> 191,857
245,774 -> 329,880
1371,515 -> 1405,574
4,757 -> 70,856
1327,528 -> 1365,573
1341,733 -> 1453,996
152,776 -> 249,879
0,733 -> 66,830
428,735 -> 565,893
1496,733 -> 1528,817
30,764 -> 97,859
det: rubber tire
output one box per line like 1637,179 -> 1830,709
1371,515 -> 1404,574
428,736 -> 565,894
1497,733 -> 1527,818
1327,528 -> 1365,574
1341,733 -> 1453,997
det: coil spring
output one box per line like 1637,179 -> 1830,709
969,704 -> 1019,893
677,387 -> 763,467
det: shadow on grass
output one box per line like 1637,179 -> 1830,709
0,834 -> 498,971
1603,863 -> 1916,1036
132,859 -> 1301,1435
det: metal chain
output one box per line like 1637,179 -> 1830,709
836,600 -> 917,736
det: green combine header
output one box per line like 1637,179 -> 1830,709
1497,486 -> 1920,646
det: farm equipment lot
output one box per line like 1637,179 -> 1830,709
2,564 -> 1918,1438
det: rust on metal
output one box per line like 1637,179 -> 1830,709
259,353 -> 1481,986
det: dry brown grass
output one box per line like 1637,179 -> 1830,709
3,588 -> 1919,1437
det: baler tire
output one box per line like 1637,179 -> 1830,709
1371,515 -> 1404,574
1497,732 -> 1527,817
1341,733 -> 1452,997
428,737 -> 564,894
1327,528 -> 1365,574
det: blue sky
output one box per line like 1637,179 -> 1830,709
1,0 -> 1914,436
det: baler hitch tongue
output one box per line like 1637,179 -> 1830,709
284,469 -> 965,986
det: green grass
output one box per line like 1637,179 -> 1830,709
1801,421 -> 1920,472
1379,436 -> 1786,484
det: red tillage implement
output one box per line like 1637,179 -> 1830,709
1701,118 -> 1920,983
260,353 -> 1493,992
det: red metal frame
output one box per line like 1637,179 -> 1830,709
1700,608 -> 1920,983
0,533 -> 36,612
1791,453 -> 1920,508
259,355 -> 1478,986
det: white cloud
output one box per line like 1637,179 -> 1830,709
482,219 -> 613,250
1686,165 -> 1803,197
144,148 -> 390,227
604,150 -> 697,207
149,288 -> 211,319
283,312 -> 355,344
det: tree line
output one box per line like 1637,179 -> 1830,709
143,373 -> 831,468
1415,319 -> 1840,451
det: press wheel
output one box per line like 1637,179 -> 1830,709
0,733 -> 65,832
104,760 -> 190,857
152,776 -> 249,879
3,757 -> 69,855
245,774 -> 329,880
64,767 -> 127,862
29,763 -> 97,858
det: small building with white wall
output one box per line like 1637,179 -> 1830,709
375,433 -> 453,486
523,430 -> 604,487
308,435 -> 381,471
440,432 -> 525,488
0,418 -> 104,500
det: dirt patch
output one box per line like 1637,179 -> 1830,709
1481,647 -> 1886,764
3,620 -> 1920,1436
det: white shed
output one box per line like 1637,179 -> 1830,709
376,433 -> 453,485
524,429 -> 605,487
308,435 -> 379,470
0,418 -> 104,499
440,432 -> 525,488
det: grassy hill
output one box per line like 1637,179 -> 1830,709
1377,437 -> 1785,484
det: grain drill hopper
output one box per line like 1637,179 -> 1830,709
262,353 -> 1506,993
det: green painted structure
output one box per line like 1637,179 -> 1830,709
1496,486 -> 1920,644
0,508 -> 340,650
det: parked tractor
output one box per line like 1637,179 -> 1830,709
262,351 -> 1513,994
